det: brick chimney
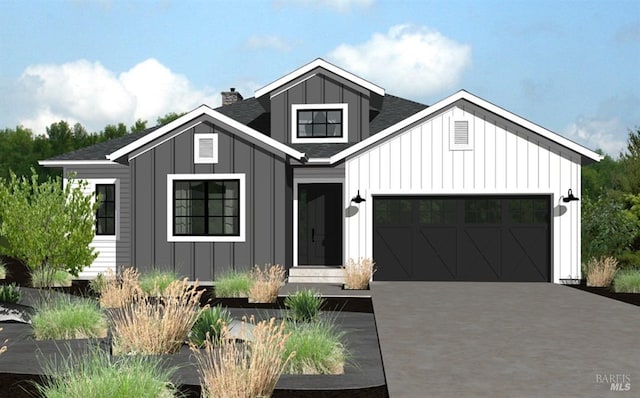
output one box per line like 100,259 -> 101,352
221,88 -> 243,106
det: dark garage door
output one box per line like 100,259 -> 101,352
373,196 -> 550,281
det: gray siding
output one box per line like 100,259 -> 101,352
270,72 -> 371,144
131,119 -> 291,281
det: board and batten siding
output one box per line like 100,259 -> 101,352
130,119 -> 291,281
64,164 -> 131,279
270,73 -> 371,144
344,101 -> 582,283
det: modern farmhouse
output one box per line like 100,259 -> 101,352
40,59 -> 601,283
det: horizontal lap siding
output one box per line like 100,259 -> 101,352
64,165 -> 131,279
345,101 -> 583,283
132,119 -> 289,281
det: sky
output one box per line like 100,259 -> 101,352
0,0 -> 638,157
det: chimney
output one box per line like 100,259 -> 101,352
221,87 -> 243,106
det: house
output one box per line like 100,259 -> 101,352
40,58 -> 601,284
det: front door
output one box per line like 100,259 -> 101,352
298,183 -> 343,265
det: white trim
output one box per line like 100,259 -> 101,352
291,103 -> 349,144
255,58 -> 385,98
293,178 -> 345,268
194,133 -> 219,164
270,73 -> 318,99
167,173 -> 246,242
305,158 -> 333,164
107,105 -> 306,162
130,121 -> 205,161
39,160 -> 117,166
330,90 -> 602,164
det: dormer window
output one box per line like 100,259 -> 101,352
291,103 -> 348,143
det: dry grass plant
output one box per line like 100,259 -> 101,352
191,316 -> 294,398
585,256 -> 618,287
99,267 -> 142,309
0,328 -> 7,355
248,264 -> 285,303
342,257 -> 376,289
111,278 -> 206,355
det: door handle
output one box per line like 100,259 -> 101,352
312,228 -> 315,242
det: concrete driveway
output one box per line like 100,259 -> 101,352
370,282 -> 640,398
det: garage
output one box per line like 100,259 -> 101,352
373,196 -> 550,281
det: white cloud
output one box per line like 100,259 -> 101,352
565,117 -> 627,157
328,24 -> 471,97
275,0 -> 374,12
15,59 -> 219,135
245,35 -> 295,52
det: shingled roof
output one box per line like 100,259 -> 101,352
43,94 -> 427,162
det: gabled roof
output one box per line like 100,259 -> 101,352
329,90 -> 603,164
106,105 -> 305,162
254,58 -> 385,98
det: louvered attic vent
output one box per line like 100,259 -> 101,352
450,119 -> 473,150
194,133 -> 218,163
454,121 -> 469,145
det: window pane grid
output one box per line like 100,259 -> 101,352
173,180 -> 240,236
297,110 -> 343,138
96,184 -> 116,235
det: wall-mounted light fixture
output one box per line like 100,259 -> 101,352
562,189 -> 579,203
351,190 -> 366,204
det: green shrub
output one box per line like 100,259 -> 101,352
31,268 -> 73,288
214,271 -> 252,298
89,273 -> 107,295
35,345 -> 179,398
283,319 -> 348,375
613,268 -> 640,293
190,305 -> 233,347
138,269 -> 180,296
0,283 -> 21,304
284,289 -> 325,322
32,295 -> 107,340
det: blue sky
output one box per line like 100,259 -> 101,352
0,0 -> 638,156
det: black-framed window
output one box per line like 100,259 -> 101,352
96,184 -> 116,235
297,110 -> 343,138
173,180 -> 240,236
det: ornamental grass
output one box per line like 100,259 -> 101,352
342,257 -> 376,289
248,264 -> 285,303
585,256 -> 618,287
110,278 -> 205,355
98,267 -> 142,309
191,316 -> 294,398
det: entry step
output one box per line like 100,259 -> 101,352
288,266 -> 345,284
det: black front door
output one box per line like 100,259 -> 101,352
298,183 -> 342,265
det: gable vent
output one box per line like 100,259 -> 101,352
454,120 -> 469,145
194,133 -> 218,164
199,138 -> 214,158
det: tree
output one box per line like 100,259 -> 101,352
0,170 -> 99,285
157,112 -> 186,126
618,127 -> 640,194
131,119 -> 148,133
581,150 -> 621,200
102,123 -> 128,140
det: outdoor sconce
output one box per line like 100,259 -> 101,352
562,189 -> 580,203
351,190 -> 366,204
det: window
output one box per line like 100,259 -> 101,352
194,133 -> 218,164
464,199 -> 502,224
95,184 -> 116,235
291,103 -> 348,143
167,174 -> 245,242
297,110 -> 342,138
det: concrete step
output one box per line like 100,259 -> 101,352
288,266 -> 345,284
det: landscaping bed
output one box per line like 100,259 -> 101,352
0,287 -> 387,398
565,280 -> 640,306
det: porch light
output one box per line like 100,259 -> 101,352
351,190 -> 366,204
562,189 -> 579,203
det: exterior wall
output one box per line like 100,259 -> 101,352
63,164 -> 131,279
130,118 -> 291,281
344,100 -> 583,283
270,72 -> 371,144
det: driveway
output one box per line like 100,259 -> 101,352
370,282 -> 639,398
